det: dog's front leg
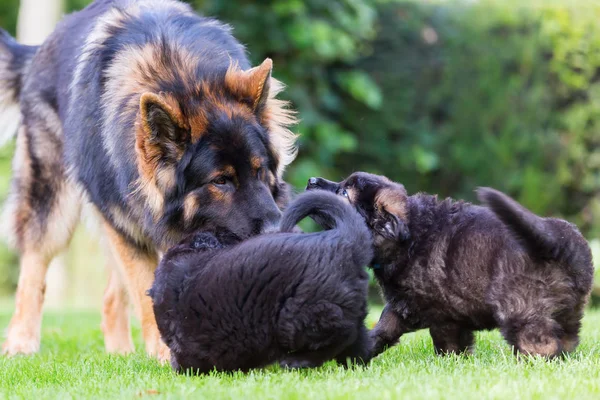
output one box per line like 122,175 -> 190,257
2,252 -> 51,355
369,304 -> 407,357
101,261 -> 134,355
102,222 -> 170,363
429,324 -> 474,356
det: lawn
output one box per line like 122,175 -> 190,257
2,306 -> 600,400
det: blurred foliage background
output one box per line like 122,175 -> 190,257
1,0 -> 600,304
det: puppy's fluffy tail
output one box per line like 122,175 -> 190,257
280,190 -> 373,264
477,187 -> 591,269
0,29 -> 38,146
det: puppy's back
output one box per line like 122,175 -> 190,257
478,187 -> 593,291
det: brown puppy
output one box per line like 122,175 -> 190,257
307,172 -> 594,358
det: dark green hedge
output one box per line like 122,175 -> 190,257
0,0 -> 18,36
337,1 -> 600,238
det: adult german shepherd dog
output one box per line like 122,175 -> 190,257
0,0 -> 296,360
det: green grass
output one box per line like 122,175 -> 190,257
2,307 -> 600,399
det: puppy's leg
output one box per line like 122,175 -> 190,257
555,300 -> 586,354
280,349 -> 340,369
171,353 -> 214,375
335,325 -> 372,366
429,324 -> 474,355
280,329 -> 358,369
2,125 -> 82,356
559,330 -> 580,355
502,317 -> 562,358
369,304 -> 407,357
101,250 -> 134,354
102,222 -> 169,362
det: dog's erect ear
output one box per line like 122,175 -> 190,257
374,186 -> 410,241
225,58 -> 272,114
226,58 -> 297,178
138,92 -> 189,162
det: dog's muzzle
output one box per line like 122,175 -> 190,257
306,177 -> 338,193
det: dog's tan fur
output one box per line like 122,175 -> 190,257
102,221 -> 169,359
102,267 -> 134,354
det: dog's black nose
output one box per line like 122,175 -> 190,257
307,177 -> 321,190
306,177 -> 339,193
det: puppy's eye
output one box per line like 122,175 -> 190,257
341,189 -> 349,198
211,176 -> 229,185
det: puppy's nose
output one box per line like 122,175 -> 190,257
306,177 -> 323,190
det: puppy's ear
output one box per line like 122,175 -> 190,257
138,92 -> 189,163
374,186 -> 410,241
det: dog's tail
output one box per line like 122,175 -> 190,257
280,190 -> 372,264
477,187 -> 591,269
280,190 -> 363,233
0,29 -> 38,146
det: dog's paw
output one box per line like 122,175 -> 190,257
155,341 -> 172,365
103,333 -> 135,355
2,334 -> 40,356
144,333 -> 171,364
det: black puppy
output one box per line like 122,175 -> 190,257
307,172 -> 593,358
148,191 -> 373,374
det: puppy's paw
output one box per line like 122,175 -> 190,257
335,355 -> 368,369
279,358 -> 322,370
191,233 -> 223,250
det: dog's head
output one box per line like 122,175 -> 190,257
306,172 -> 410,244
133,58 -> 297,245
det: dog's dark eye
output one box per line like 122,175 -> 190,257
341,189 -> 349,198
211,176 -> 229,185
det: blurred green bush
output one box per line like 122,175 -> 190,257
338,1 -> 600,238
0,0 -> 18,36
1,0 -> 600,295
0,138 -> 17,296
